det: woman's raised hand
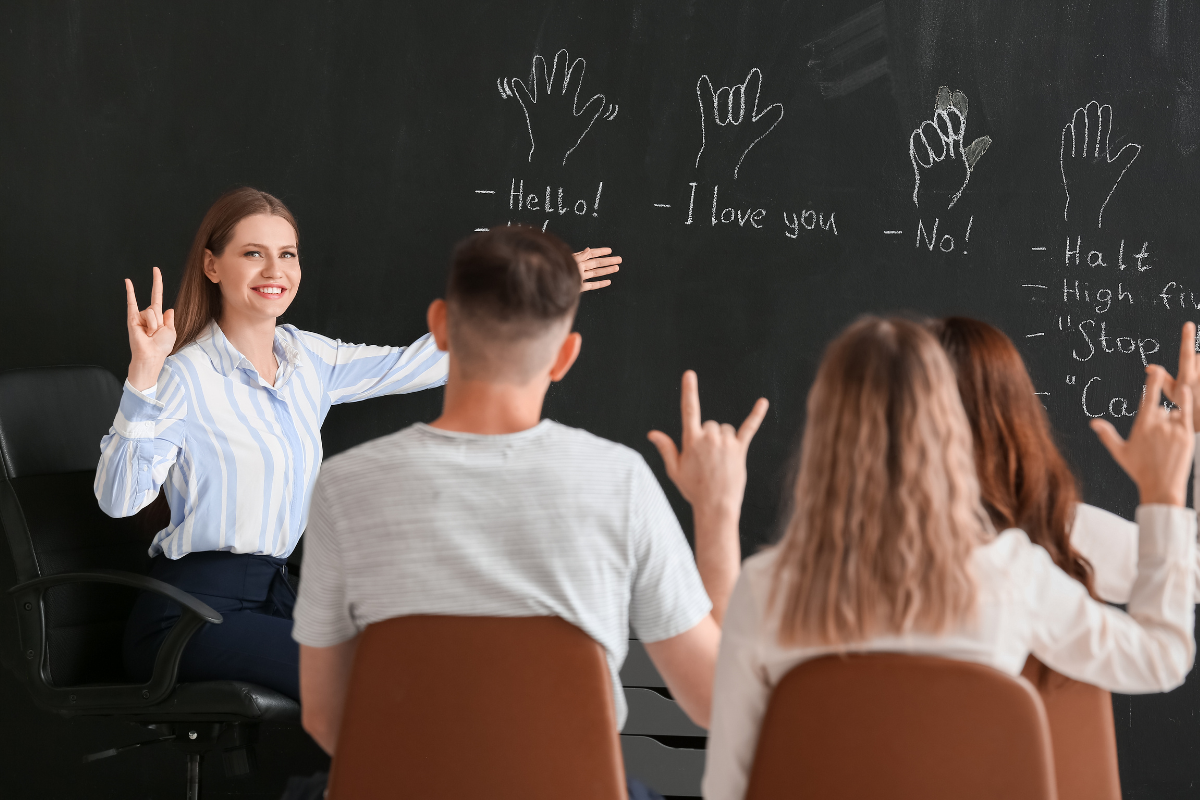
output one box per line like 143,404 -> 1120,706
125,267 -> 176,391
1092,365 -> 1195,507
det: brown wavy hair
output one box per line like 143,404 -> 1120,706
171,187 -> 298,354
771,317 -> 988,646
929,317 -> 1096,598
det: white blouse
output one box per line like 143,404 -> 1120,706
1069,437 -> 1200,604
702,505 -> 1197,800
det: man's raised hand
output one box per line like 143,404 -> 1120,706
125,267 -> 176,391
647,370 -> 769,518
1091,365 -> 1194,507
574,247 -> 622,291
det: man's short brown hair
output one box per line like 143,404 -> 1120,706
445,226 -> 581,381
447,226 -> 581,330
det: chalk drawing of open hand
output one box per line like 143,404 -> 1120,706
1061,101 -> 1141,229
695,68 -> 784,180
498,49 -> 617,166
910,86 -> 991,209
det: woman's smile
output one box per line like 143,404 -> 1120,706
252,284 -> 288,299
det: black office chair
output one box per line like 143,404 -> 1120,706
0,366 -> 299,799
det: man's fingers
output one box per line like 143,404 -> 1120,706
582,264 -> 619,279
580,246 -> 612,258
581,256 -> 622,269
1090,418 -> 1126,462
151,267 -> 163,313
581,280 -> 611,292
647,431 -> 680,477
737,398 -> 769,446
681,370 -> 702,438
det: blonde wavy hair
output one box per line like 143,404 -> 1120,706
771,317 -> 989,647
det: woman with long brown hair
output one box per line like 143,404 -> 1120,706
930,316 -> 1200,605
702,317 -> 1197,800
95,187 -> 622,699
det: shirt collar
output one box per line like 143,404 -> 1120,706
197,320 -> 302,388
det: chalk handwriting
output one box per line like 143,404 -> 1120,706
499,50 -> 617,166
909,87 -> 991,209
506,178 -> 604,217
695,68 -> 784,179
913,216 -> 973,253
1061,101 -> 1141,229
1064,237 -> 1151,271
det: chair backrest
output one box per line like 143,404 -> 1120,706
744,653 -> 1058,800
1021,656 -> 1121,800
328,615 -> 626,800
0,366 -> 153,686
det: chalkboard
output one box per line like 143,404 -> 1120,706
3,1 -> 1200,796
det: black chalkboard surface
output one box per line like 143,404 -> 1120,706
3,1 -> 1200,797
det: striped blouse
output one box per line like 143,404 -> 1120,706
94,320 -> 448,559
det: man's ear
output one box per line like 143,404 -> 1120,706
202,249 -> 220,284
549,332 -> 582,382
427,299 -> 449,352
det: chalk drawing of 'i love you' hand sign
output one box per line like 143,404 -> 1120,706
498,49 -> 618,167
695,68 -> 785,180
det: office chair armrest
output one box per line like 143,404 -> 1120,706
9,568 -> 223,715
9,568 -> 222,623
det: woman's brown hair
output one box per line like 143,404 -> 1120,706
771,317 -> 988,647
929,317 -> 1096,598
171,188 -> 298,354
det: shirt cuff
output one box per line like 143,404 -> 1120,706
1135,504 -> 1196,563
114,380 -> 165,438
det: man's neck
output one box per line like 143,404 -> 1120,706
217,312 -> 279,384
430,372 -> 548,435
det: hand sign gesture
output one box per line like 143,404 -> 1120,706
1092,365 -> 1194,507
647,370 -> 769,519
695,68 -> 784,180
574,247 -> 622,292
125,267 -> 176,391
910,86 -> 991,209
1163,321 -> 1200,429
499,49 -> 617,166
1061,101 -> 1141,229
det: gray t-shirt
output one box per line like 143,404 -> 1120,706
292,420 -> 712,728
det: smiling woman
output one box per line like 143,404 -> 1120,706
95,187 -> 623,701
93,187 -> 454,699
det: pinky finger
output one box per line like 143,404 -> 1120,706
582,280 -> 611,291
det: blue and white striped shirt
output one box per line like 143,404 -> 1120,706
95,321 -> 448,559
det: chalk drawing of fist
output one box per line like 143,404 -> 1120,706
695,68 -> 784,180
498,49 -> 618,166
909,86 -> 991,209
1061,101 -> 1141,229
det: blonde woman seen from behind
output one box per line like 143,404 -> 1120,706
702,317 -> 1197,800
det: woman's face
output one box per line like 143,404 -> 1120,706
204,213 -> 300,324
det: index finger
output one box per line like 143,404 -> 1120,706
737,398 -> 769,446
1180,322 -> 1197,380
125,279 -> 140,324
1137,366 -> 1168,421
681,370 -> 702,439
579,246 -> 612,259
151,267 -> 163,313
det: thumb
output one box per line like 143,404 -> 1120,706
647,431 -> 680,478
1090,418 -> 1126,463
965,136 -> 992,171
1109,142 -> 1140,172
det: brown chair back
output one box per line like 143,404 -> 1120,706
1021,656 -> 1121,800
327,615 -> 626,800
744,653 -> 1058,800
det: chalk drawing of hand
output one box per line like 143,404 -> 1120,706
909,86 -> 991,209
498,49 -> 617,166
695,68 -> 784,180
1061,101 -> 1141,229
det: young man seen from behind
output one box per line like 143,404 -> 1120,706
292,226 -> 767,796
